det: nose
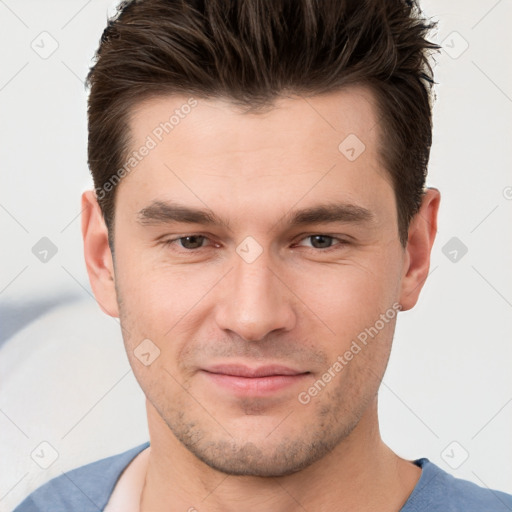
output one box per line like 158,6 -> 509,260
214,247 -> 296,342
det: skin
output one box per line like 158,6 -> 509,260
82,86 -> 440,512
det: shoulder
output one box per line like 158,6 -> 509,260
12,442 -> 150,512
402,458 -> 512,512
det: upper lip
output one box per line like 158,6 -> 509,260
203,364 -> 308,378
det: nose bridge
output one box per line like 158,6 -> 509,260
234,249 -> 275,301
215,243 -> 296,341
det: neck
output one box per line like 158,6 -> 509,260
138,399 -> 421,512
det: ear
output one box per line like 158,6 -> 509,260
398,188 -> 441,311
81,190 -> 119,318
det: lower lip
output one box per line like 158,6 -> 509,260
201,371 -> 309,395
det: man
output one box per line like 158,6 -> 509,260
13,0 -> 512,510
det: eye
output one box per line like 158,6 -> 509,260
295,234 -> 347,251
161,235 -> 213,251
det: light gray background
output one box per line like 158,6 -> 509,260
1,0 -> 511,510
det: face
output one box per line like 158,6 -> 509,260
86,87 -> 431,477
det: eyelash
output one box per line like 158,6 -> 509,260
160,234 -> 349,253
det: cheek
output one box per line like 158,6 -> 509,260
116,255 -> 200,326
114,259 -> 221,376
301,254 -> 402,338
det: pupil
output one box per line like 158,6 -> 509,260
312,235 -> 331,248
182,236 -> 203,249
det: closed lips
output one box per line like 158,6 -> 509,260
203,364 -> 308,378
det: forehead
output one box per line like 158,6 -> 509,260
127,86 -> 381,163
115,87 -> 394,230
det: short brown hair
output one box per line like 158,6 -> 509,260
86,0 -> 439,247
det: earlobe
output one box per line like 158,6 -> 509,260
81,190 -> 120,318
398,188 -> 441,311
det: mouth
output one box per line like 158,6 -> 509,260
200,364 -> 311,395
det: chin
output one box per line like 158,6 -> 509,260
175,432 -> 340,477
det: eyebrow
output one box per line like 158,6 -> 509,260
136,200 -> 375,230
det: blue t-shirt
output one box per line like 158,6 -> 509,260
13,441 -> 512,511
